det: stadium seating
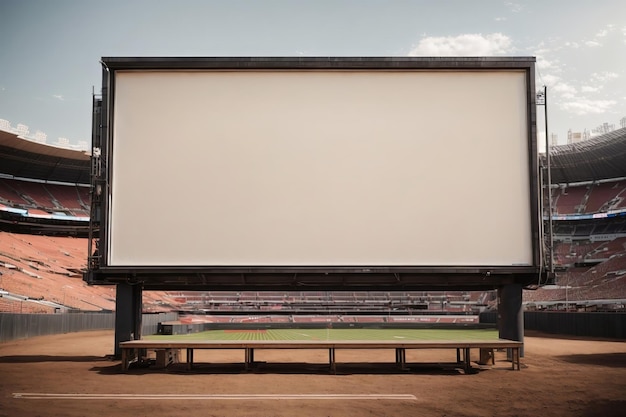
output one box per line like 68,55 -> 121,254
0,178 -> 89,214
44,183 -> 87,211
3,126 -> 626,315
551,180 -> 626,215
0,178 -> 32,206
584,182 -> 625,213
585,237 -> 626,261
552,185 -> 587,214
7,180 -> 57,208
160,290 -> 485,318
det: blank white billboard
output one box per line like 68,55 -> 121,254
108,69 -> 532,267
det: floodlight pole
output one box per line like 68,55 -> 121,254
537,85 -> 554,278
537,85 -> 554,279
544,86 -> 554,277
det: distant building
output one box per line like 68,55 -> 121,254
550,133 -> 558,145
566,119 -> 625,145
567,129 -> 589,144
16,123 -> 29,136
33,131 -> 47,143
0,119 -> 11,131
592,122 -> 615,136
55,137 -> 70,147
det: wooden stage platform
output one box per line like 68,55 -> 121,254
120,339 -> 522,374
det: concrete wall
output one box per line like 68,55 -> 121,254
479,311 -> 625,339
0,312 -> 178,343
2,311 -> 622,342
524,311 -> 625,339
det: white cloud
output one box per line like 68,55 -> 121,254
595,29 -> 609,38
408,33 -> 513,56
552,82 -> 577,99
541,74 -> 561,86
591,71 -> 619,83
494,17 -> 507,22
582,24 -> 617,48
52,94 -> 64,101
581,85 -> 600,93
504,1 -> 523,13
536,54 -> 561,73
560,98 -> 616,115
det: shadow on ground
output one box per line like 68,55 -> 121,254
581,400 -> 626,417
525,330 -> 625,343
0,355 -> 108,363
90,360 -> 482,376
557,352 -> 626,368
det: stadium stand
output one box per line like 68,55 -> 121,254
0,127 -> 174,313
524,127 -> 626,309
0,178 -> 88,214
584,181 -> 625,213
553,185 -> 587,214
548,128 -> 626,184
551,181 -> 626,215
1,123 -> 625,316
0,182 -> 30,207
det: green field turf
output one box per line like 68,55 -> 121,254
145,328 -> 499,342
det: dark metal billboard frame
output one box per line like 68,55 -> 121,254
84,56 -> 543,292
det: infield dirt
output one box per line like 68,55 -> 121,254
1,330 -> 624,417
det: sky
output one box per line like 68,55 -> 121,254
0,0 -> 625,150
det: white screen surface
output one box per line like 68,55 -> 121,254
109,69 -> 532,267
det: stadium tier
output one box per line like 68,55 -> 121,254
1,124 -> 625,314
551,181 -> 626,215
168,290 -> 476,315
525,127 -> 626,308
0,178 -> 89,214
0,129 -> 91,235
548,128 -> 626,184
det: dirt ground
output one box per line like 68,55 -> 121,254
0,330 -> 625,417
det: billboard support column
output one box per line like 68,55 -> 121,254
497,283 -> 524,358
113,282 -> 143,357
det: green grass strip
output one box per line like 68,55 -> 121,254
146,328 -> 499,342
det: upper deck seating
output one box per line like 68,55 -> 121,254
0,178 -> 35,206
584,182 -> 624,213
553,185 -> 588,214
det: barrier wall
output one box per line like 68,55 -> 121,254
141,313 -> 179,336
524,311 -> 625,339
0,312 -> 178,343
479,311 -> 625,339
2,311 -> 622,342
